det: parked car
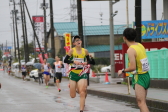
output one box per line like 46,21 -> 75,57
26,58 -> 39,66
13,60 -> 25,66
29,69 -> 54,79
29,69 -> 39,79
101,65 -> 111,72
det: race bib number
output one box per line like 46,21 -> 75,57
140,58 -> 150,72
72,58 -> 84,68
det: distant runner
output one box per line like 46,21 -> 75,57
21,65 -> 27,81
54,56 -> 63,92
8,66 -> 11,76
42,59 -> 51,88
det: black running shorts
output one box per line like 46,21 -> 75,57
22,72 -> 26,76
55,72 -> 62,82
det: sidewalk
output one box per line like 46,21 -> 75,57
87,78 -> 168,111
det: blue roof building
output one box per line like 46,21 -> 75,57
48,22 -> 131,56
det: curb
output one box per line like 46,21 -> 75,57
87,89 -> 168,111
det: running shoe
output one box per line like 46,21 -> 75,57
58,89 -> 61,92
46,86 -> 48,88
80,110 -> 83,112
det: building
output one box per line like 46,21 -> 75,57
47,22 -> 130,57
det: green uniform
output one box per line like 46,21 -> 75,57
69,48 -> 87,82
129,43 -> 150,90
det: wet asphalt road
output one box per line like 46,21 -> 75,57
0,71 -> 139,112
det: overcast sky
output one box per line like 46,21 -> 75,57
0,0 -> 163,47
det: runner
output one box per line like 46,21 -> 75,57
118,28 -> 150,112
42,59 -> 51,88
3,61 -> 7,72
21,65 -> 26,81
64,35 -> 91,112
54,56 -> 63,92
8,65 -> 11,75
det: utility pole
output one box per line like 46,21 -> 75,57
151,0 -> 157,42
77,0 -> 84,47
11,10 -> 17,59
83,21 -> 86,48
2,44 -> 3,58
23,0 -> 44,58
6,40 -> 7,52
135,0 -> 141,43
109,0 -> 115,78
22,0 -> 29,61
50,0 -> 55,58
13,0 -> 21,71
0,44 -> 2,58
109,0 -> 119,78
43,0 -> 47,53
20,0 -> 27,63
126,0 -> 129,28
32,22 -> 37,62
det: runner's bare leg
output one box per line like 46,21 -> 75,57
56,79 -> 60,89
69,80 -> 77,98
135,84 -> 149,112
77,79 -> 87,111
44,74 -> 47,86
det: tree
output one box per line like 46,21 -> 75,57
20,41 -> 34,59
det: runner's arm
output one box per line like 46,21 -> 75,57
118,48 -> 136,75
84,49 -> 91,65
60,61 -> 64,68
64,49 -> 74,64
89,55 -> 95,65
119,48 -> 136,76
48,63 -> 51,71
124,48 -> 136,72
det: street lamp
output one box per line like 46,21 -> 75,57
112,10 -> 118,17
109,0 -> 119,78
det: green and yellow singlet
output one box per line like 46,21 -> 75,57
129,43 -> 150,74
69,47 -> 87,74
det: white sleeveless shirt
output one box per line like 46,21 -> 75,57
43,63 -> 49,72
54,61 -> 62,73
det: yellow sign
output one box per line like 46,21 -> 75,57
64,33 -> 72,54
